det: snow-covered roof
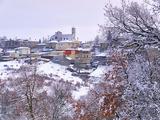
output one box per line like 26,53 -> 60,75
15,47 -> 30,49
37,52 -> 50,55
59,40 -> 73,43
95,52 -> 107,57
42,48 -> 53,52
6,50 -> 15,53
77,48 -> 91,51
64,48 -> 77,51
48,41 -> 58,43
37,43 -> 46,46
66,57 -> 73,60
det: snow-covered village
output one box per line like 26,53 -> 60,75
0,0 -> 160,120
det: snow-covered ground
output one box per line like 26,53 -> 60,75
90,65 -> 113,78
0,60 -> 23,79
38,62 -> 83,84
72,86 -> 90,100
0,60 -> 90,99
89,65 -> 113,83
0,60 -> 109,100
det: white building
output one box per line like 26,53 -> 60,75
50,27 -> 76,42
15,47 -> 31,56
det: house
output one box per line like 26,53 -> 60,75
15,47 -> 31,57
49,51 -> 70,65
63,48 -> 92,68
31,43 -> 47,53
74,48 -> 92,68
50,27 -> 76,42
0,50 -> 19,61
0,39 -> 39,50
35,43 -> 46,48
50,51 -> 64,56
81,41 -> 94,49
41,51 -> 64,59
6,50 -> 19,58
46,41 -> 58,50
0,39 -> 20,49
55,40 -> 80,51
64,49 -> 79,60
92,52 -> 107,65
39,50 -> 69,65
19,40 -> 39,48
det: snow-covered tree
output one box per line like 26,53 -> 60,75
104,0 -> 160,51
100,0 -> 160,119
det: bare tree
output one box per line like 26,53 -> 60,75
49,81 -> 73,120
7,65 -> 74,120
8,65 -> 49,120
0,79 -> 21,120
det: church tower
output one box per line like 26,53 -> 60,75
72,27 -> 76,39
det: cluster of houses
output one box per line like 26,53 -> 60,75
2,27 -> 158,74
0,28 -> 109,70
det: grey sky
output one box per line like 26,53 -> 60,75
0,0 -> 139,41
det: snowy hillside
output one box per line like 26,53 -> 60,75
0,60 -> 94,100
38,62 -> 83,84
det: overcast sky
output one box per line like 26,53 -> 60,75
0,0 -> 138,41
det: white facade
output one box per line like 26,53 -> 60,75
50,27 -> 76,42
15,47 -> 31,55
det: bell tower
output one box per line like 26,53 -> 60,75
72,27 -> 76,39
